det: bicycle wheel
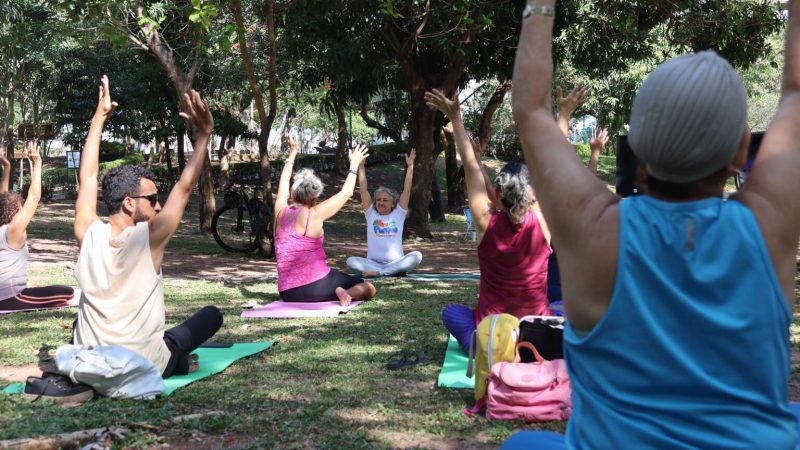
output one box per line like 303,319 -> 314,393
211,203 -> 259,253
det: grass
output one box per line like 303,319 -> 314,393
0,275 -> 549,448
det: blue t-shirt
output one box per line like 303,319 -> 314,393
565,196 -> 797,449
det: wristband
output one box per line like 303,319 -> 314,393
523,4 -> 555,19
349,169 -> 358,176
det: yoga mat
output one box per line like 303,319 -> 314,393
241,300 -> 362,318
0,289 -> 81,314
407,273 -> 480,281
437,334 -> 475,389
2,342 -> 275,397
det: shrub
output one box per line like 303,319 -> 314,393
99,141 -> 130,162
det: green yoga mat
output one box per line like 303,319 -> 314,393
436,334 -> 474,389
407,273 -> 480,280
2,342 -> 275,397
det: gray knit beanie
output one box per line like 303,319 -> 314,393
628,51 -> 748,183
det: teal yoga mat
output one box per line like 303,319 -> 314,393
2,342 -> 275,397
436,334 -> 475,389
407,273 -> 480,280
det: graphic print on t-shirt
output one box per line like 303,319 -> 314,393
373,219 -> 398,237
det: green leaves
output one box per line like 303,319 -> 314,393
188,0 -> 219,31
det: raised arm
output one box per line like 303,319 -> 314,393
471,138 -> 502,211
738,0 -> 800,300
275,135 -> 300,218
313,145 -> 369,221
512,2 -> 617,244
588,128 -> 609,175
357,158 -> 371,212
0,153 -> 10,193
556,85 -> 590,138
75,75 -> 117,244
397,149 -> 415,210
148,90 -> 213,258
425,89 -> 492,233
6,142 -> 42,249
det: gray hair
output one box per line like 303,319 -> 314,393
495,162 -> 533,221
291,168 -> 324,204
373,186 -> 398,207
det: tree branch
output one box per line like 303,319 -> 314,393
359,101 -> 405,146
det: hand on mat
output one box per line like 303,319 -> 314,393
424,89 -> 461,120
556,84 -> 590,116
189,354 -> 199,373
348,144 -> 369,170
94,75 -> 118,121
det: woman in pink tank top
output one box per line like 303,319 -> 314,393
273,136 -> 376,306
426,90 -> 552,352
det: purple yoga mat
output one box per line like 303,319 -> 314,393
240,300 -> 363,318
0,296 -> 79,314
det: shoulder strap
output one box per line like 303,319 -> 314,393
487,315 -> 499,368
303,207 -> 312,236
466,329 -> 477,378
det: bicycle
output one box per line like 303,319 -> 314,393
211,174 -> 275,258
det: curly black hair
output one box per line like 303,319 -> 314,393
101,165 -> 158,215
0,192 -> 23,226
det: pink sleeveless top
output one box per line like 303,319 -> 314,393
275,205 -> 330,292
474,210 -> 552,324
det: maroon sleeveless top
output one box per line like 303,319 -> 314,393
474,210 -> 552,324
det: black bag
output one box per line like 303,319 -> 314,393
518,317 -> 564,362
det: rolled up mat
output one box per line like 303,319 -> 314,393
241,301 -> 362,319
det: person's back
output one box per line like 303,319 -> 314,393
505,2 -> 800,448
274,204 -> 330,292
564,196 -> 796,448
0,224 -> 28,299
74,221 -> 169,371
476,209 -> 551,322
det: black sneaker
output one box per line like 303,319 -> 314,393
22,372 -> 95,404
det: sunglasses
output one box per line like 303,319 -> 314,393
128,193 -> 159,206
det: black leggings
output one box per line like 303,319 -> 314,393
0,285 -> 74,311
162,306 -> 224,378
279,269 -> 363,302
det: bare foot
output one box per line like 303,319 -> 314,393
361,271 -> 380,278
335,287 -> 352,307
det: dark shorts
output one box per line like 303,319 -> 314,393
279,269 -> 363,302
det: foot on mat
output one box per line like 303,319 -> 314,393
386,352 -> 426,371
23,372 -> 95,405
335,287 -> 352,307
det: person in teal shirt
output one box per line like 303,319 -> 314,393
504,0 -> 800,449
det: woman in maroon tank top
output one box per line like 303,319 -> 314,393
425,90 -> 553,352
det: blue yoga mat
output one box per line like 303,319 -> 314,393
407,273 -> 480,281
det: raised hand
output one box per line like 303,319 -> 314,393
94,75 -> 119,121
286,133 -> 300,155
405,148 -> 416,166
589,128 -> 609,153
556,84 -> 590,115
179,90 -> 214,137
25,141 -> 42,166
348,144 -> 370,169
424,89 -> 461,120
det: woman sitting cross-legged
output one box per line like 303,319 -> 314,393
346,149 -> 422,277
274,136 -> 377,306
0,142 -> 74,312
425,89 -> 552,353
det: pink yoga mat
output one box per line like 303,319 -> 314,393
240,300 -> 363,318
0,296 -> 79,314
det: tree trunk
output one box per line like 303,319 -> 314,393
404,86 -> 437,238
217,134 -> 227,161
163,138 -> 172,172
176,127 -> 186,172
198,156 -> 215,231
442,124 -> 463,210
429,163 -> 445,222
476,79 -> 512,154
334,99 -> 348,175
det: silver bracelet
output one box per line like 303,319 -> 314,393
523,4 -> 555,19
348,169 -> 358,176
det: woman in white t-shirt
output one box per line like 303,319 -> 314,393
346,149 -> 422,277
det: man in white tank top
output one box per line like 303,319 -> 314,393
72,76 -> 222,378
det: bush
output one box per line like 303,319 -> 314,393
99,141 -> 129,162
574,143 -> 592,159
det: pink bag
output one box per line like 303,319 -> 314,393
486,341 -> 572,422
